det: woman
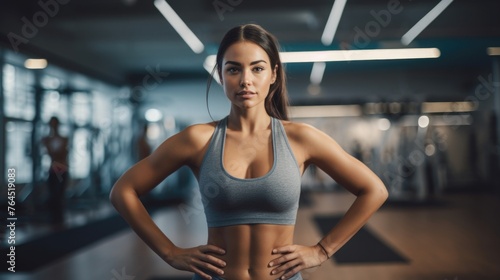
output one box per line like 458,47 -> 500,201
110,24 -> 388,280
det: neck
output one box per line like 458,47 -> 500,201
227,107 -> 271,133
49,129 -> 59,137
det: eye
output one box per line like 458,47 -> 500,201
253,67 -> 264,72
226,67 -> 239,74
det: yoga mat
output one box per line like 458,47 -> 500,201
314,215 -> 409,264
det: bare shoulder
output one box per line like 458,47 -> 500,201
280,120 -> 326,144
280,119 -> 344,162
148,120 -> 218,169
180,120 -> 218,149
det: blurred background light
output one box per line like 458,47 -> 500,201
163,115 -> 176,130
154,0 -> 204,54
425,144 -> 436,156
310,62 -> 326,85
24,58 -> 48,69
280,48 -> 441,63
377,118 -> 391,131
147,123 -> 162,139
418,115 -> 430,128
487,47 -> 500,56
422,101 -> 477,113
401,0 -> 454,45
321,0 -> 347,46
290,105 -> 362,118
145,108 -> 163,122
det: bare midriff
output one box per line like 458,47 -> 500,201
207,224 -> 295,280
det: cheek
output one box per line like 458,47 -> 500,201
222,73 -> 238,84
265,72 -> 275,83
223,80 -> 236,97
259,75 -> 274,88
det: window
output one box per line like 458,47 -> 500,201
2,64 -> 35,120
5,121 -> 33,183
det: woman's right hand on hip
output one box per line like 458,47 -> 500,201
165,245 -> 226,279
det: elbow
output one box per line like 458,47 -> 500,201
109,182 -> 124,209
109,185 -> 118,208
360,180 -> 388,205
109,181 -> 140,210
376,181 -> 389,205
356,179 -> 388,203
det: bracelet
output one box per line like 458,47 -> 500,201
317,242 -> 330,259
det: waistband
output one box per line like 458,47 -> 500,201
191,272 -> 303,280
191,273 -> 225,280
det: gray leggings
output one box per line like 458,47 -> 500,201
191,272 -> 303,280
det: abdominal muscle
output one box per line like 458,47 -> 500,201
207,224 -> 295,280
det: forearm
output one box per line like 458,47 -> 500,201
318,187 -> 388,257
110,185 -> 177,261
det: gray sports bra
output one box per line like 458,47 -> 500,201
198,116 -> 302,227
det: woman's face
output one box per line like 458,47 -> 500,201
221,41 -> 277,112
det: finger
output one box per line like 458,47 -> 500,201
192,258 -> 225,276
202,245 -> 226,255
272,245 -> 296,254
269,252 -> 296,267
200,252 -> 227,268
271,259 -> 300,275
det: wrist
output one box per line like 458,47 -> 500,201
162,245 -> 179,264
317,242 -> 330,261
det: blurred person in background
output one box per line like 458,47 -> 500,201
42,116 -> 69,224
110,24 -> 388,280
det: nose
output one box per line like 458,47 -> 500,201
240,69 -> 251,88
240,80 -> 250,88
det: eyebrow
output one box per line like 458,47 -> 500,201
224,60 -> 267,66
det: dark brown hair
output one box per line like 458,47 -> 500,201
206,24 -> 289,120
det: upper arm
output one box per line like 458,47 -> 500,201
111,124 -> 209,197
293,123 -> 385,196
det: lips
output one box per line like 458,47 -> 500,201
236,90 -> 256,98
237,90 -> 255,95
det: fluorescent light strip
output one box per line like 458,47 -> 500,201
154,0 -> 204,54
310,62 -> 326,85
290,105 -> 362,118
433,115 -> 472,126
401,0 -> 454,46
280,48 -> 440,63
24,59 -> 47,69
487,47 -> 500,56
422,101 -> 476,113
321,0 -> 348,46
291,102 -> 475,119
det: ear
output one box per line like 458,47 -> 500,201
271,65 -> 278,84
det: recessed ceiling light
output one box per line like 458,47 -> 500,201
24,58 -> 47,69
